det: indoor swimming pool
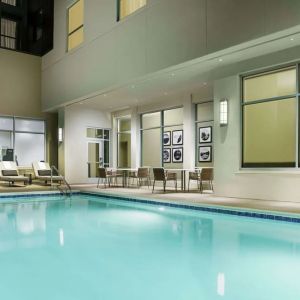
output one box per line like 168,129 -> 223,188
0,193 -> 299,300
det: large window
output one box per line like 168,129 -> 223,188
117,117 -> 131,168
118,0 -> 146,21
242,66 -> 297,168
1,18 -> 17,50
67,0 -> 84,51
0,116 -> 45,166
196,101 -> 214,167
141,107 -> 183,168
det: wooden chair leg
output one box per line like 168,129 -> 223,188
152,180 -> 155,193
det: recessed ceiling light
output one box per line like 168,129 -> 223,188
103,94 -> 107,97
79,102 -> 83,105
290,38 -> 295,41
218,58 -> 223,62
171,73 -> 175,77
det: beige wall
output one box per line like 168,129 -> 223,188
42,0 -> 300,110
0,49 -> 58,166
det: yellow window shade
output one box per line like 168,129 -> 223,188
68,26 -> 84,51
68,0 -> 84,34
119,0 -> 146,20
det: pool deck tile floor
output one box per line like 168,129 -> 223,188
74,184 -> 300,215
1,183 -> 300,215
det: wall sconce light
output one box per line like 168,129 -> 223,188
58,128 -> 63,142
220,99 -> 228,126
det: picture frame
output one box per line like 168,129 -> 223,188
163,131 -> 171,146
199,146 -> 212,162
199,126 -> 212,144
172,147 -> 183,163
172,130 -> 183,146
163,148 -> 171,163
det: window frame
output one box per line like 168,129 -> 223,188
117,0 -> 147,22
140,106 -> 184,167
0,17 -> 18,50
67,0 -> 84,52
195,101 -> 214,167
240,64 -> 299,169
0,115 -> 46,166
116,116 -> 131,168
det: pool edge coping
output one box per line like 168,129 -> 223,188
79,190 -> 300,224
0,189 -> 299,224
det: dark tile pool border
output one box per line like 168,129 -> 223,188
80,191 -> 300,224
0,191 -> 80,199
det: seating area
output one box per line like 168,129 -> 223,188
96,166 -> 214,194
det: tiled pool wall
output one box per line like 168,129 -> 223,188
0,190 -> 299,224
80,191 -> 300,224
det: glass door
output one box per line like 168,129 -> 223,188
88,140 -> 110,178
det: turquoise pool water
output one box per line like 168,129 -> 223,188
0,194 -> 300,300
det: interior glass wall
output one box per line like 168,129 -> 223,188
141,107 -> 184,169
0,116 -> 45,166
117,117 -> 131,168
196,101 -> 214,167
163,108 -> 184,169
118,0 -> 146,20
242,66 -> 297,168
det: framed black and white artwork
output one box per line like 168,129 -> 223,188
199,126 -> 212,144
163,131 -> 171,146
163,148 -> 171,163
172,147 -> 183,163
172,130 -> 183,146
199,146 -> 212,162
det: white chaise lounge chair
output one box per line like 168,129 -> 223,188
0,161 -> 29,186
32,162 -> 63,185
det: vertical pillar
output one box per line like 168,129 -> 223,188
183,94 -> 195,170
131,107 -> 141,168
58,107 -> 65,176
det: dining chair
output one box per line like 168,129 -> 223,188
188,169 -> 201,191
152,168 -> 177,193
97,168 -> 117,188
199,168 -> 214,193
129,167 -> 151,188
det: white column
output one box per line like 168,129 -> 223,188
58,107 -> 65,176
112,116 -> 118,168
183,94 -> 195,170
131,107 -> 141,168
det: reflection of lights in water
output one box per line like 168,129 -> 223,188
59,228 -> 64,246
158,207 -> 165,211
16,203 -> 46,234
217,273 -> 225,296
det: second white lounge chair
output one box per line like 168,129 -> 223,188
32,161 -> 63,185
